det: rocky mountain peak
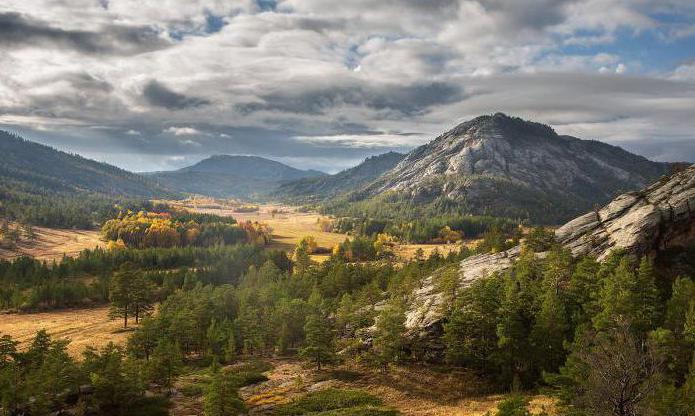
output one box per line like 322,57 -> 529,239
359,114 -> 671,223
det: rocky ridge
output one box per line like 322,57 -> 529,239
356,113 -> 671,223
403,165 -> 695,338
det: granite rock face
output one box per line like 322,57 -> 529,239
556,165 -> 695,260
357,113 -> 671,223
402,165 -> 695,339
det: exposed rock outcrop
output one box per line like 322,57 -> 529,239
355,113 -> 672,223
402,165 -> 695,339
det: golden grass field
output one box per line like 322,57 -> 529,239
171,358 -> 558,416
0,306 -> 132,357
0,224 -> 102,261
171,198 -> 474,262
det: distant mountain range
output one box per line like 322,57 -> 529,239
0,130 -> 173,198
274,151 -> 404,203
343,113 -> 673,223
146,155 -> 326,199
0,113 -> 681,225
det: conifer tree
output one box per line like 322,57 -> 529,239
110,265 -> 136,328
300,295 -> 334,370
373,297 -> 406,371
204,364 -> 245,416
149,339 -> 182,391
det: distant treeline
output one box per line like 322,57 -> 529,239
0,244 -> 288,311
328,215 -> 517,244
101,210 -> 271,249
0,181 -> 156,229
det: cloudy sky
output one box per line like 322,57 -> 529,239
1,0 -> 694,173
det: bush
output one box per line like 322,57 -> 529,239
494,395 -> 530,416
276,389 -> 383,415
227,371 -> 268,387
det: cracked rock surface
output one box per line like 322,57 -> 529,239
403,165 -> 695,338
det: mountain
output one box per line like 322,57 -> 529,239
351,113 -> 673,223
0,130 -> 174,198
148,155 -> 326,199
274,151 -> 404,203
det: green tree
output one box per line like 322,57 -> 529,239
204,365 -> 245,416
554,319 -> 662,416
131,272 -> 155,324
373,297 -> 406,371
110,265 -> 136,328
300,310 -> 334,370
495,395 -> 531,416
531,286 -> 569,373
82,343 -> 145,413
594,256 -> 659,337
149,339 -> 182,390
443,278 -> 501,370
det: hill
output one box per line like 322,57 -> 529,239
0,130 -> 176,228
274,151 -> 404,203
0,130 -> 173,198
148,155 -> 326,199
338,113 -> 673,224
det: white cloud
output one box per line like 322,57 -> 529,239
164,126 -> 203,136
0,0 -> 693,170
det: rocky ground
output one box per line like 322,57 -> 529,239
171,358 -> 558,416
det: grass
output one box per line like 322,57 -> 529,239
170,201 -> 349,259
0,305 -> 131,357
0,222 -> 102,261
275,389 -> 397,416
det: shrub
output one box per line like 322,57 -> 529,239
494,395 -> 530,416
276,389 -> 383,415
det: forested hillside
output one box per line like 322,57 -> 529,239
275,151 -> 404,203
0,166 -> 693,415
0,131 -> 177,228
147,155 -> 325,199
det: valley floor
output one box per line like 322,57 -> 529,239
0,306 -> 131,357
0,224 -> 102,261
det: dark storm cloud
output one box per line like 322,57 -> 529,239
0,12 -> 169,55
479,0 -> 576,31
237,81 -> 465,116
143,80 -> 211,110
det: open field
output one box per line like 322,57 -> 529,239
169,200 -> 350,261
169,199 -> 476,262
0,223 -> 102,261
172,357 -> 558,416
0,306 -> 131,357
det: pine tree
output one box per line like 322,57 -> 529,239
131,272 -> 154,324
149,340 -> 182,391
204,365 -> 245,416
443,278 -> 501,370
300,311 -> 334,370
594,256 -> 659,337
531,287 -> 569,373
110,266 -> 136,328
224,330 -> 237,364
373,297 -> 406,371
496,268 -> 537,387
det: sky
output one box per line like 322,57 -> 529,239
0,0 -> 694,173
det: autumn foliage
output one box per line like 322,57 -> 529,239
101,210 -> 272,248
